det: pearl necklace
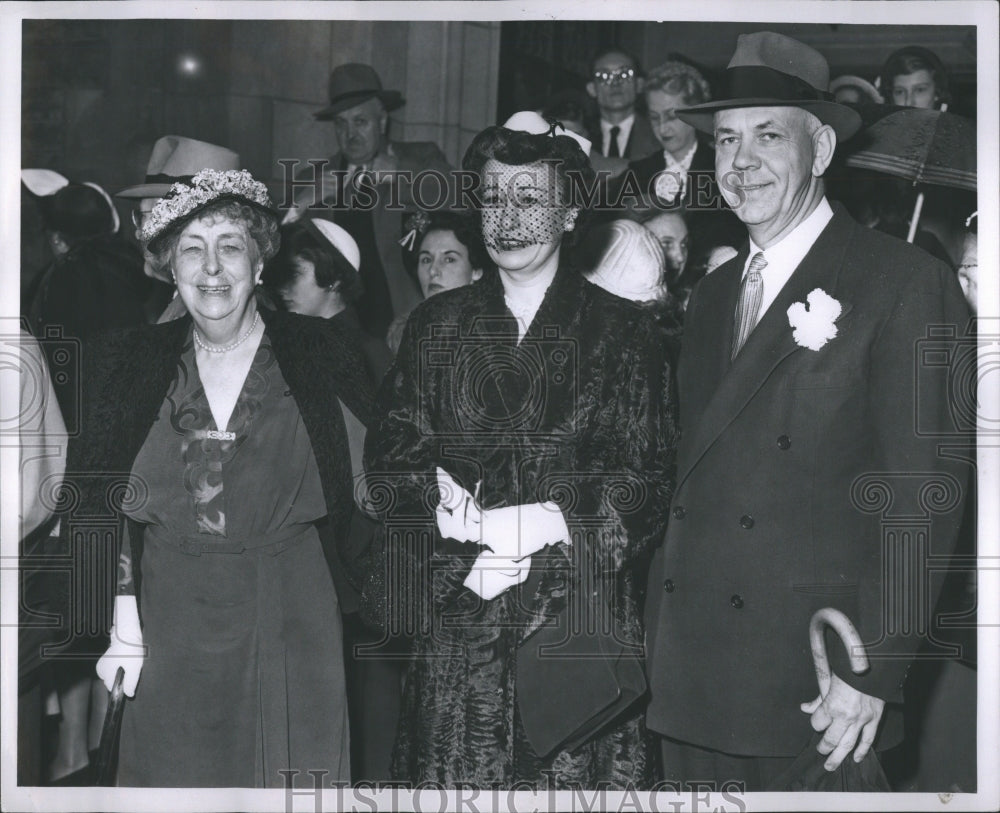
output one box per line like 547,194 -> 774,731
194,310 -> 260,353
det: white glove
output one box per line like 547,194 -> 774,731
480,502 -> 569,560
96,595 -> 145,698
435,467 -> 482,542
463,553 -> 531,600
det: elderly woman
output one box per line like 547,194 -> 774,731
68,169 -> 373,787
364,115 -> 677,787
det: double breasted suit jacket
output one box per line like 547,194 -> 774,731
644,205 -> 972,757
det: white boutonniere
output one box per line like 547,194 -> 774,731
787,288 -> 842,351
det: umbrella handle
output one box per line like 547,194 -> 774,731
906,192 -> 925,243
809,608 -> 869,698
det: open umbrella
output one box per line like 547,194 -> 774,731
844,107 -> 976,242
767,608 -> 891,791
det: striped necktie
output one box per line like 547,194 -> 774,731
731,251 -> 767,360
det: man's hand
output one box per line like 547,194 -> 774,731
800,672 -> 885,771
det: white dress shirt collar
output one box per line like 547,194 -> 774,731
743,197 -> 835,325
600,114 -> 635,157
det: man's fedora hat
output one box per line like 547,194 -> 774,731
677,32 -> 862,141
117,135 -> 239,199
314,63 -> 405,121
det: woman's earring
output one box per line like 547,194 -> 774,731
565,211 -> 579,232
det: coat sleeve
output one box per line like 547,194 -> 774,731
832,255 -> 973,701
362,310 -> 476,634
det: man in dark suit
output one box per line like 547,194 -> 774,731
645,32 -> 971,790
585,48 -> 660,178
285,63 -> 452,338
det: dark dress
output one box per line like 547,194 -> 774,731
117,330 -> 349,787
364,265 -> 677,788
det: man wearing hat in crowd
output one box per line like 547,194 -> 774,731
644,32 -> 971,789
117,135 -> 242,321
285,63 -> 452,339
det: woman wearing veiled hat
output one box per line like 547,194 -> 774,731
364,114 -> 677,787
66,169 -> 374,786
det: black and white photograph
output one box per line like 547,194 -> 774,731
1,1 -> 997,811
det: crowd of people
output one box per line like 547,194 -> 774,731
16,30 -> 978,794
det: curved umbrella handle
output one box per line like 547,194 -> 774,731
809,607 -> 869,698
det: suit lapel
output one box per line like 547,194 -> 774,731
677,210 -> 854,488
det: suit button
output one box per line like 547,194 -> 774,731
663,579 -> 675,593
777,434 -> 791,450
730,594 -> 744,609
672,505 -> 686,519
739,514 -> 754,529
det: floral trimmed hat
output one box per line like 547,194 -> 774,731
140,168 -> 276,252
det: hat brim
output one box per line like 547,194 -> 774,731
146,193 -> 279,254
116,183 -> 175,199
677,98 -> 862,142
314,90 -> 405,121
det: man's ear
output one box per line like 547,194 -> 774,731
586,81 -> 597,100
635,77 -> 645,94
811,124 -> 837,178
379,109 -> 388,136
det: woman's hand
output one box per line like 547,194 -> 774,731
96,595 -> 145,698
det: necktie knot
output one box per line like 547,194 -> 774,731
748,251 -> 768,275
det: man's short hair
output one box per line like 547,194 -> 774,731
589,47 -> 643,78
645,61 -> 711,106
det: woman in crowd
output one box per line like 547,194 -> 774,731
879,46 -> 951,110
619,60 -> 744,260
265,217 -> 392,385
364,114 -> 677,788
386,209 -> 491,355
22,172 -> 151,418
70,169 -> 374,786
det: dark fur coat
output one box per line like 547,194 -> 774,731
364,265 -> 678,787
